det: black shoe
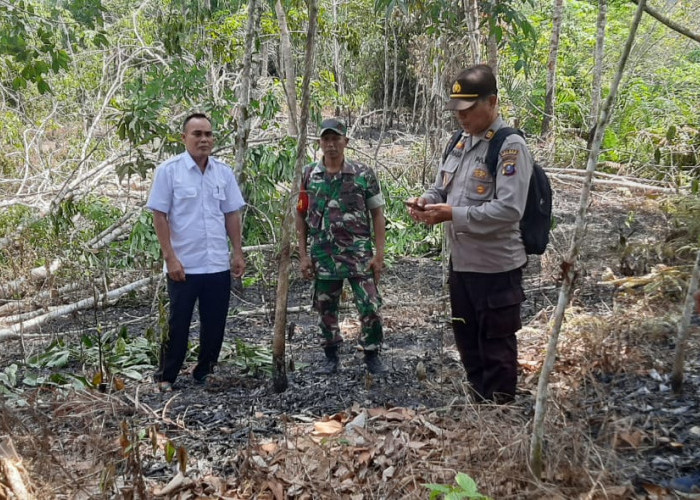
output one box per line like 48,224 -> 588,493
364,350 -> 388,374
318,345 -> 340,374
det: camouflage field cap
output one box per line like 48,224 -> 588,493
445,65 -> 498,111
320,118 -> 347,136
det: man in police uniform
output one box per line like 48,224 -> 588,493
408,65 -> 533,403
295,118 -> 387,375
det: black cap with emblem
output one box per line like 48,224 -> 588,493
319,118 -> 347,137
445,64 -> 498,111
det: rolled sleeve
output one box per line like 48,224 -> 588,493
366,192 -> 384,210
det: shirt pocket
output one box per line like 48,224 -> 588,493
340,179 -> 364,211
174,187 -> 197,199
212,183 -> 227,201
439,161 -> 459,191
466,166 -> 494,202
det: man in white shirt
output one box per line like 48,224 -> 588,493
147,113 -> 246,392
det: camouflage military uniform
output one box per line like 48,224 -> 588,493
300,158 -> 385,349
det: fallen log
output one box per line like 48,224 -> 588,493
548,171 -> 676,193
0,277 -> 154,341
0,283 -> 82,318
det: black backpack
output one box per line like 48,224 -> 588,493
443,127 -> 552,255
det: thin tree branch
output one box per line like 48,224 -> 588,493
630,0 -> 700,43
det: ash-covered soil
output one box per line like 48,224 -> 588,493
2,179 -> 699,499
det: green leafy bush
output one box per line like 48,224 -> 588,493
424,472 -> 492,500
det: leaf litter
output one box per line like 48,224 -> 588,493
0,181 -> 699,499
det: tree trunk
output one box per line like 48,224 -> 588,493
331,0 -> 345,103
529,0 -> 648,478
275,0 -> 299,136
389,23 -> 399,128
373,17 -> 391,164
590,0 -> 607,129
487,34 -> 499,78
233,0 -> 260,176
541,0 -> 564,139
463,0 -> 481,63
271,0 -> 318,393
670,250 -> 700,393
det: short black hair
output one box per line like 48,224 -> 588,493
183,113 -> 211,132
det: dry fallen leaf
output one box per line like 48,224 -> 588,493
313,420 -> 343,435
266,480 -> 285,500
260,442 -> 279,455
615,429 -> 647,449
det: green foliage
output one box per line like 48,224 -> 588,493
424,472 -> 492,500
0,205 -> 31,239
26,327 -> 157,383
227,339 -> 274,375
126,211 -> 162,268
77,196 -> 122,234
382,181 -> 439,256
0,0 -> 107,93
241,137 -> 303,245
0,364 -> 29,406
0,316 -> 273,405
481,0 -> 537,74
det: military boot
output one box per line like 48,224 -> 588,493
318,345 -> 340,374
364,350 -> 388,374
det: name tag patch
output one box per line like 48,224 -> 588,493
450,142 -> 465,158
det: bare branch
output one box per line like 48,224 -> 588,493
630,0 -> 700,43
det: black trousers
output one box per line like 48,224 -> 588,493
155,271 -> 231,383
449,267 -> 525,403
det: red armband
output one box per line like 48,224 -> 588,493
297,190 -> 309,214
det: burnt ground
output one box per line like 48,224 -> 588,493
1,178 -> 699,499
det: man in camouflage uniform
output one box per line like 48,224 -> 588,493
295,118 -> 387,374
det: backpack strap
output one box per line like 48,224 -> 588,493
485,127 -> 524,177
442,129 -> 464,163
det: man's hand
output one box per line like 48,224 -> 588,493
300,255 -> 315,280
166,257 -> 186,282
368,255 -> 385,284
406,197 -> 426,221
231,253 -> 245,278
412,203 -> 453,225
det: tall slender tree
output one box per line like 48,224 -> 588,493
541,0 -> 563,138
275,0 -> 299,136
590,0 -> 608,129
529,0 -> 648,478
271,0 -> 319,393
234,0 -> 260,177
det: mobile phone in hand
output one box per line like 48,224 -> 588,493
404,200 -> 424,210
